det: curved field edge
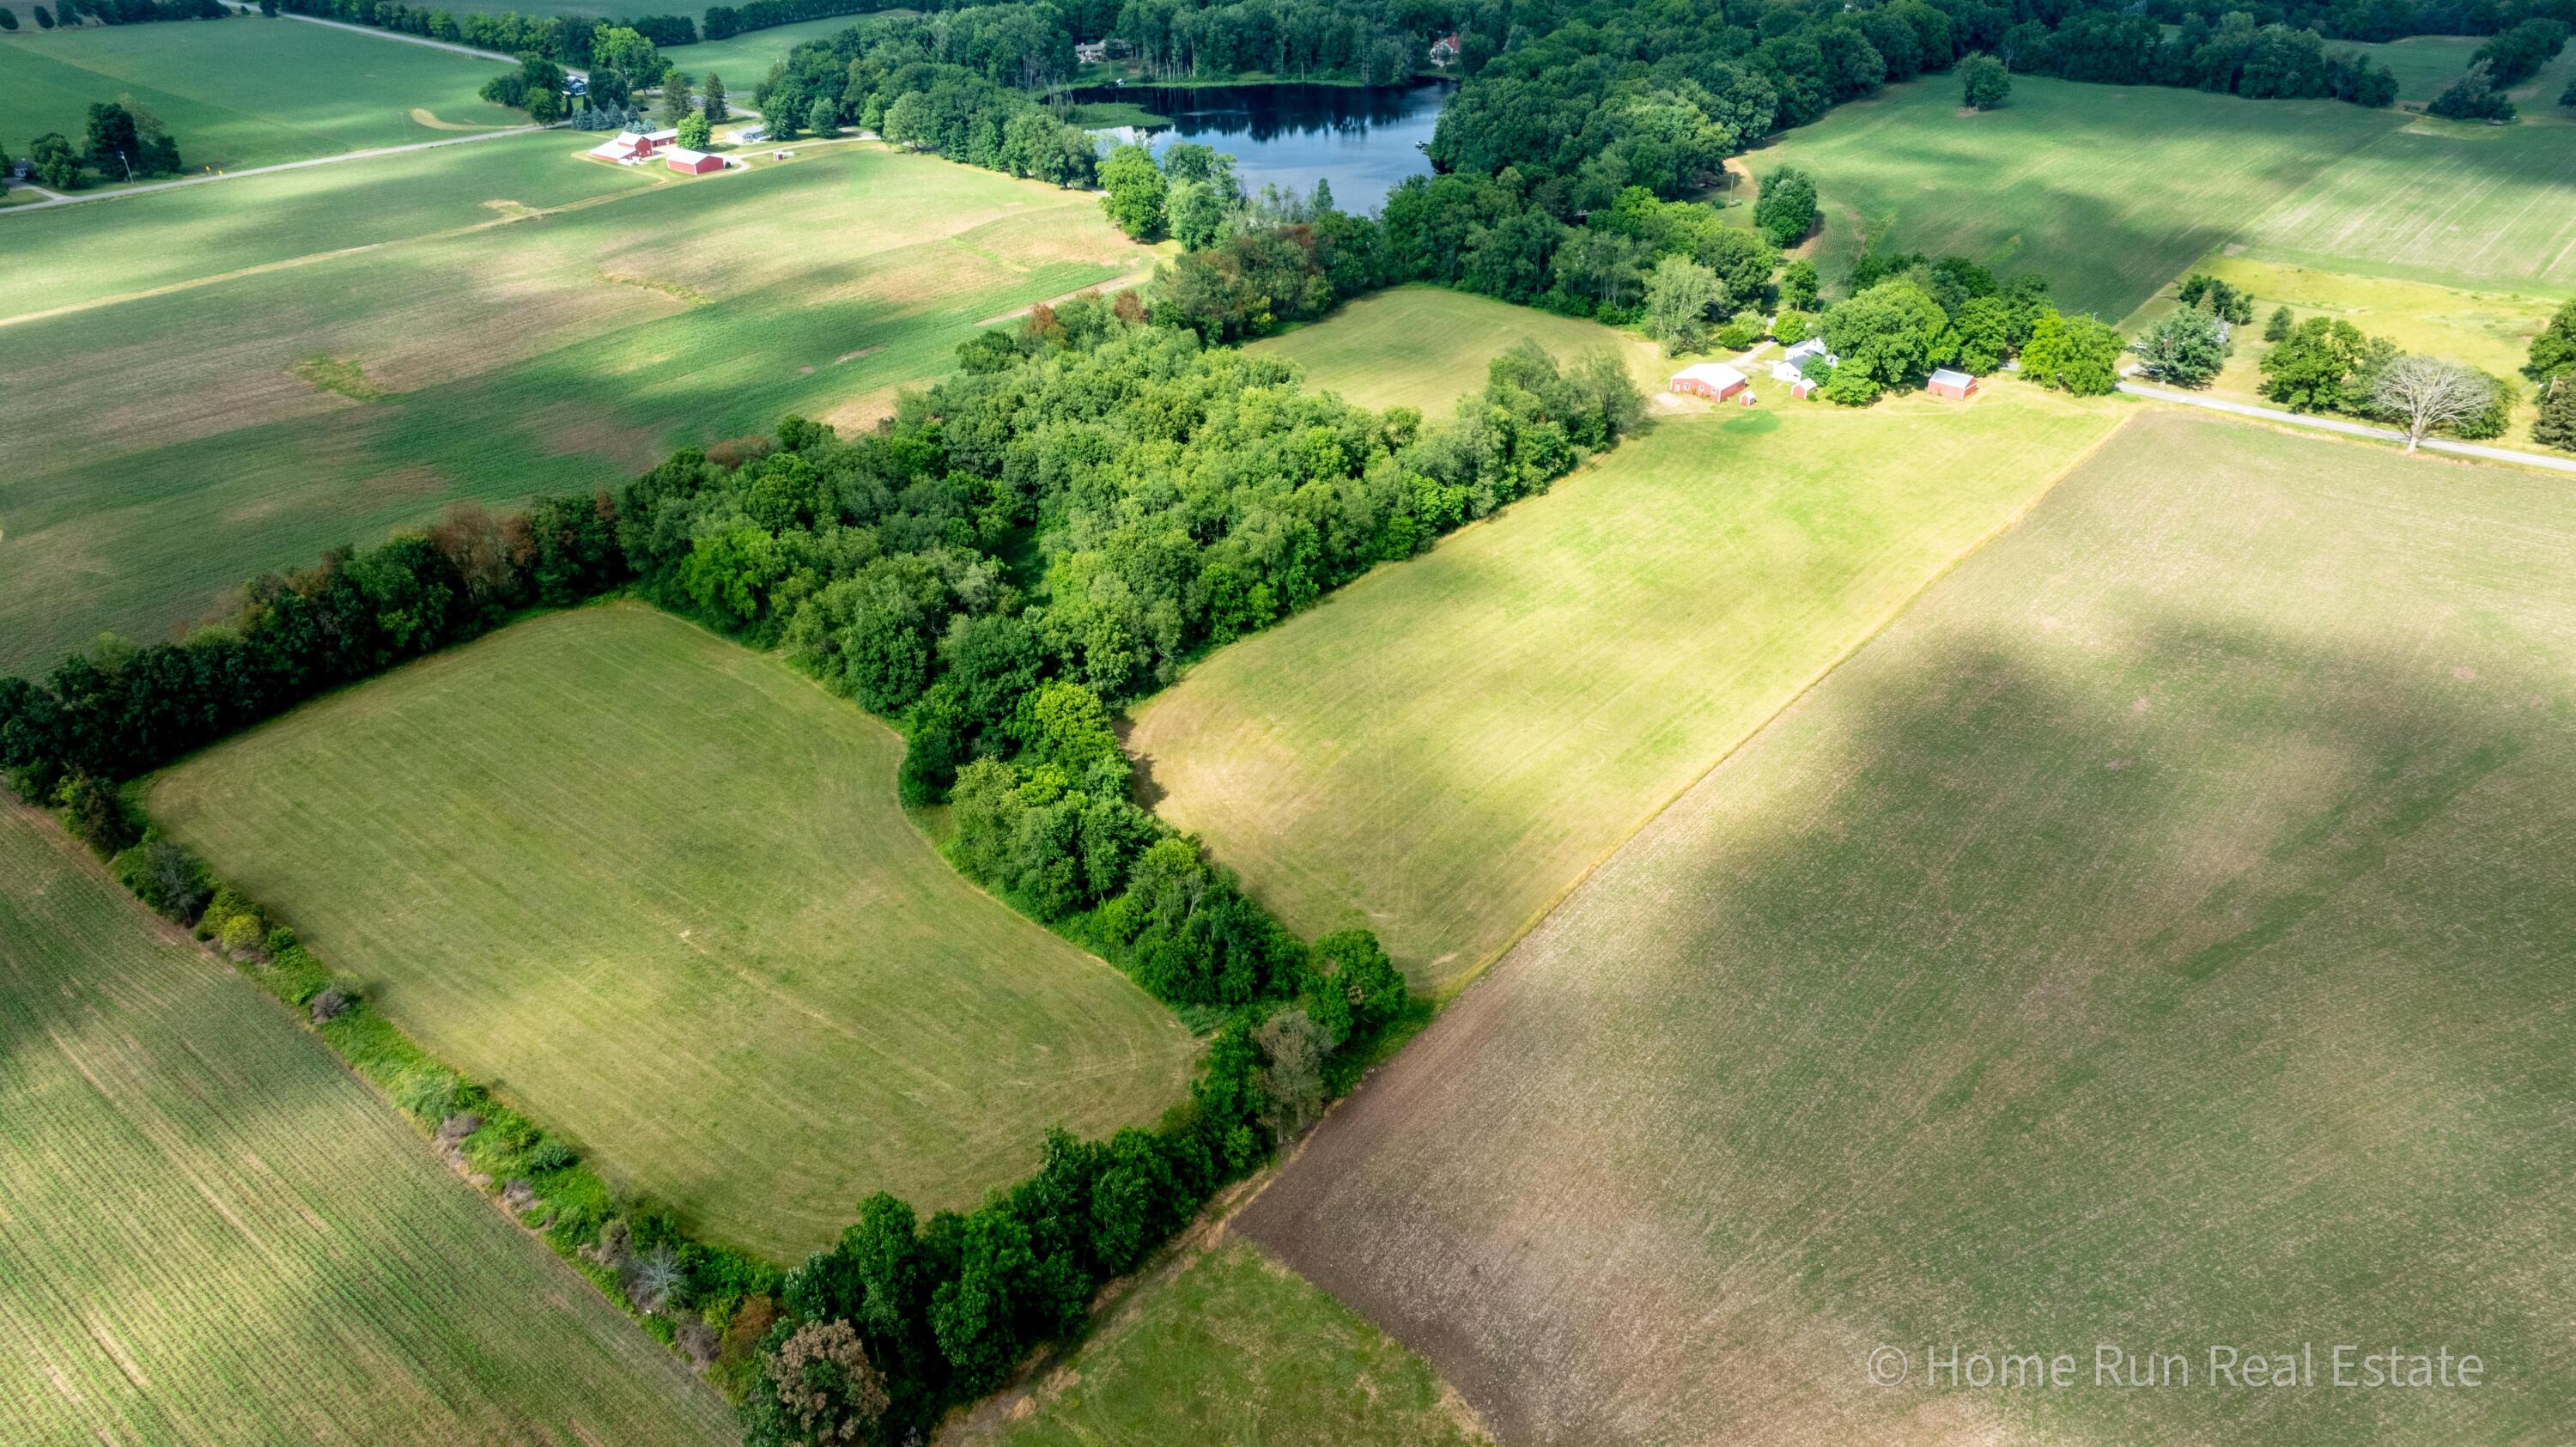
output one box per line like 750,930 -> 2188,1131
146,601 -> 1200,1261
1240,410 -> 2576,1445
0,804 -> 734,1447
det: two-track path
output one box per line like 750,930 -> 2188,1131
0,125 -> 542,216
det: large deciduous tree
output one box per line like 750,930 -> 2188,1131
2020,312 -> 2123,395
1097,143 -> 1166,240
1644,254 -> 1725,355
1959,52 -> 2011,108
2367,356 -> 2494,451
2259,316 -> 2383,411
1753,165 -> 1819,248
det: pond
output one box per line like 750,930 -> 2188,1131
1077,81 -> 1450,215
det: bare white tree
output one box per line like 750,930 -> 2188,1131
2369,355 -> 2493,452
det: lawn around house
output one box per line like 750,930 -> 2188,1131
0,138 -> 1148,676
0,16 -> 521,171
1242,410 -> 2576,1446
146,603 -> 1200,1261
1133,296 -> 2127,987
0,805 -> 736,1447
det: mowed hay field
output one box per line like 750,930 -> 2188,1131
148,605 -> 1199,1260
1741,75 -> 2400,317
0,138 -> 1150,675
0,806 -> 732,1447
1249,284 -> 1663,414
2242,105 -> 2576,296
1242,411 -> 2576,1445
1132,299 -> 2124,986
0,17 -> 522,169
961,1239 -> 1491,1447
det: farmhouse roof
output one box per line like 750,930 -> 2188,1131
643,128 -> 681,142
1928,368 -> 1975,388
588,136 -> 641,158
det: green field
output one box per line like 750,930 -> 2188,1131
148,604 -> 1199,1260
962,1238 -> 1490,1447
1249,284 -> 1664,415
0,137 -> 1147,675
0,16 -> 520,170
1742,75 -> 2403,315
0,805 -> 734,1447
668,14 -> 886,87
1133,293 -> 2124,986
1243,410 -> 2576,1444
2243,108 -> 2576,296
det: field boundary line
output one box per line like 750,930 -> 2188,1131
1428,400 -> 2143,1005
0,164 -> 683,330
0,124 -> 541,218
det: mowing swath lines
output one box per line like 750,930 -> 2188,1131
0,805 -> 733,1447
148,604 -> 1200,1261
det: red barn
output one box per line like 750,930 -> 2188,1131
1926,368 -> 1978,399
667,149 -> 724,175
1669,362 -> 1750,401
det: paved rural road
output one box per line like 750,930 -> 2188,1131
0,125 -> 541,216
2118,380 -> 2576,475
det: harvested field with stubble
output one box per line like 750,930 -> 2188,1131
148,604 -> 1199,1261
1240,411 -> 2576,1446
0,139 -> 1148,675
0,805 -> 734,1447
1130,356 -> 2124,988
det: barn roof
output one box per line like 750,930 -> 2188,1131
1673,362 -> 1748,389
1929,368 -> 1976,387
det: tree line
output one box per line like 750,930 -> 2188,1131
9,98 -> 186,191
3,0 -> 225,28
0,292 -> 1647,1446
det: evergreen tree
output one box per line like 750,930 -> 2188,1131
2264,305 -> 2293,342
702,71 -> 727,123
2537,378 -> 2576,453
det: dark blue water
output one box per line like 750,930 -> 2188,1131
1078,81 -> 1449,215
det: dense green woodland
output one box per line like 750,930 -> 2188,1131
0,297 -> 1641,1445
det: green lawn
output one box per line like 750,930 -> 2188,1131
1243,410 -> 2576,1445
147,604 -> 1199,1261
1132,292 -> 2127,987
0,138 -> 1147,675
1249,284 -> 1665,416
962,1239 -> 1491,1447
0,15 -> 520,171
0,805 -> 735,1447
1742,74 -> 2402,316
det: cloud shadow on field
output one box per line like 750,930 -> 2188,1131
1238,536 -> 2576,1447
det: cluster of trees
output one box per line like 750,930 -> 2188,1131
2525,300 -> 2576,451
275,0 -> 688,66
0,496 -> 621,796
1794,252 -> 2114,403
14,100 -> 185,192
2256,315 -> 2518,445
9,0 -> 227,26
2004,10 -> 2398,106
1103,0 -> 1431,84
756,9 -> 1099,170
2428,19 -> 2567,121
2148,0 -> 2576,42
